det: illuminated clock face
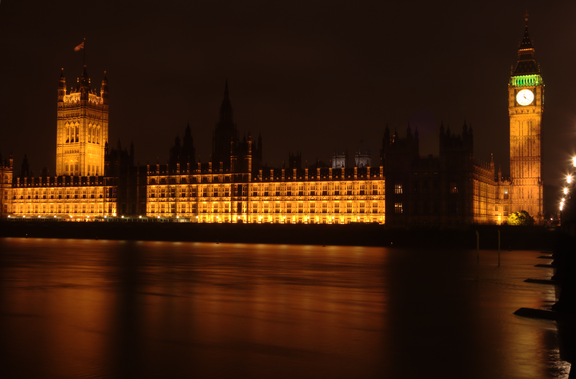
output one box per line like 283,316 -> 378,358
516,89 -> 534,106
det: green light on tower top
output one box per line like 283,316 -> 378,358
510,74 -> 543,87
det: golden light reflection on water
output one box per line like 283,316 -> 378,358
0,238 -> 570,378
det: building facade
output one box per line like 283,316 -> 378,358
1,15 -> 544,225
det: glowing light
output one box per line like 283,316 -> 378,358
139,216 -> 142,219
564,188 -> 569,195
112,212 -> 116,216
573,157 -> 576,167
568,175 -> 573,184
121,216 -> 124,219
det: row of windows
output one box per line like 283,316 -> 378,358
394,182 -> 460,194
63,124 -> 103,144
63,164 -> 101,176
12,194 -> 103,200
12,188 -> 104,195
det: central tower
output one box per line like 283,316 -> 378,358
508,13 -> 544,222
56,66 -> 109,177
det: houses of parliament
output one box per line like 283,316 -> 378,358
0,16 -> 544,225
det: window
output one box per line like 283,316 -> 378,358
503,187 -> 509,199
395,182 -> 403,194
395,202 -> 403,214
450,182 -> 458,194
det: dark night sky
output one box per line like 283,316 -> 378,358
1,1 -> 575,187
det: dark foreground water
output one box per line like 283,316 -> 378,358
0,238 -> 570,379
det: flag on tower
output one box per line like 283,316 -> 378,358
74,41 -> 85,52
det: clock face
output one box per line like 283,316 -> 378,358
516,89 -> 534,106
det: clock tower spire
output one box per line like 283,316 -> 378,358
508,11 -> 544,223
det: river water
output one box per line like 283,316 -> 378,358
0,238 -> 571,378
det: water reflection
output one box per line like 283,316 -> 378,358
0,238 -> 569,378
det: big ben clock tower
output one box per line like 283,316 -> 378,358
508,12 -> 544,223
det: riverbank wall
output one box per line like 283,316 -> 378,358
0,220 -> 558,249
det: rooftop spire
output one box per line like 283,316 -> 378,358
519,11 -> 533,50
513,11 -> 539,76
219,79 -> 233,124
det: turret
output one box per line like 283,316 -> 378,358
20,155 -> 30,178
101,71 -> 109,105
58,68 -> 66,102
78,65 -> 91,101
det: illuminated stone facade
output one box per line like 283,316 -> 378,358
507,14 -> 544,223
10,176 -> 105,218
145,160 -> 385,224
5,67 -> 112,220
56,67 -> 108,177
